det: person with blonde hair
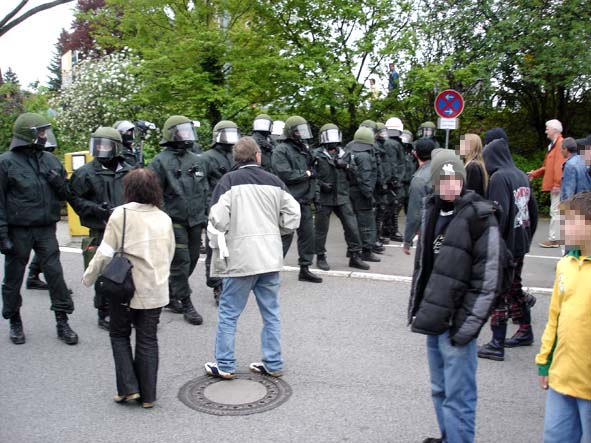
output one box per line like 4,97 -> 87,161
459,133 -> 488,196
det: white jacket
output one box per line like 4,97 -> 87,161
82,202 -> 175,310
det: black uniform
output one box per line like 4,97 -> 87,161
69,159 -> 132,312
149,147 -> 209,304
0,147 -> 74,319
314,147 -> 362,255
272,138 -> 317,266
251,131 -> 275,173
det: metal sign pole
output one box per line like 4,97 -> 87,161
445,129 -> 450,150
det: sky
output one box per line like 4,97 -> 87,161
0,1 -> 75,88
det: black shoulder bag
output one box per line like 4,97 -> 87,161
96,208 -> 136,306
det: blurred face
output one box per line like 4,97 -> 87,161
562,210 -> 591,249
437,176 -> 463,201
459,139 -> 469,157
581,146 -> 591,166
545,125 -> 559,142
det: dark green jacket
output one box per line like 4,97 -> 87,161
148,148 -> 209,227
375,140 -> 391,186
202,145 -> 235,197
385,138 -> 406,185
252,132 -> 275,173
314,147 -> 352,206
349,142 -> 377,202
272,139 -> 316,203
0,148 -> 67,236
69,159 -> 132,230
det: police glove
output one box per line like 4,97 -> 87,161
320,182 -> 334,193
0,237 -> 15,255
335,158 -> 349,170
93,203 -> 111,221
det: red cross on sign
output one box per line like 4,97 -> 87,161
434,89 -> 464,119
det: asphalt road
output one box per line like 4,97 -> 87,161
0,216 -> 559,443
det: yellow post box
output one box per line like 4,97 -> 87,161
64,151 -> 93,236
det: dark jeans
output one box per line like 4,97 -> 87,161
169,223 -> 201,302
28,253 -> 42,274
110,305 -> 162,403
2,225 -> 73,319
315,203 -> 362,255
282,203 -> 315,266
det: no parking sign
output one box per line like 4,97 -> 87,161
435,89 -> 464,118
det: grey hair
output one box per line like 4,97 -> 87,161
233,136 -> 261,164
546,119 -> 563,133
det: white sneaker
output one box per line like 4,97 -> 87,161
204,362 -> 235,379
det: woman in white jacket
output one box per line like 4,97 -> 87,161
83,169 -> 175,408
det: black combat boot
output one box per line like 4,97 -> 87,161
26,271 -> 49,290
477,338 -> 504,361
55,312 -> 79,345
165,298 -> 184,313
505,325 -> 534,347
9,313 -> 25,344
182,298 -> 203,325
97,308 -> 110,331
349,252 -> 370,270
372,242 -> 385,254
362,249 -> 381,262
298,266 -> 323,283
316,254 -> 330,271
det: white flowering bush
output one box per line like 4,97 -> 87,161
52,48 -> 143,151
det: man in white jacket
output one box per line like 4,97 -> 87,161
204,137 -> 301,379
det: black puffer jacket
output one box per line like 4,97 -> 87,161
408,191 -> 503,345
483,137 -> 538,258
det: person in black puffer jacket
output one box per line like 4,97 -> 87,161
478,128 -> 538,362
407,149 -> 503,443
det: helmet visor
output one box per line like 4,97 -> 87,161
253,118 -> 272,132
387,129 -> 402,138
320,128 -> 342,144
215,127 -> 240,145
89,138 -> 122,159
376,128 -> 388,140
171,122 -> 196,142
33,126 -> 58,149
271,121 -> 285,136
421,127 -> 435,138
401,132 -> 413,144
291,123 -> 313,141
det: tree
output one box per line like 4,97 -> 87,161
3,67 -> 20,85
0,0 -> 75,38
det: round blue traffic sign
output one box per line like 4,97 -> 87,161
435,89 -> 464,118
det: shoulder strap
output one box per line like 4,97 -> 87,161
120,208 -> 126,254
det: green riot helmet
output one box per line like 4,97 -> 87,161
418,121 -> 437,138
353,127 -> 375,146
212,120 -> 240,146
284,116 -> 313,141
10,112 -> 58,151
253,114 -> 273,133
401,129 -> 414,146
113,120 -> 136,148
160,115 -> 195,148
89,127 -> 123,160
318,123 -> 342,146
375,122 -> 388,141
359,119 -> 377,133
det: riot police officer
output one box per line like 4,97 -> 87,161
0,113 -> 78,345
69,127 -> 133,330
272,116 -> 322,283
401,129 -> 418,212
417,121 -> 441,149
202,120 -> 240,304
348,128 -> 381,262
149,116 -> 208,325
113,120 -> 140,166
314,124 -> 369,271
383,117 -> 407,241
251,114 -> 275,173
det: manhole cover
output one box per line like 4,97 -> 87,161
178,373 -> 292,416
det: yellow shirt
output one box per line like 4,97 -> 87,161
535,254 -> 591,400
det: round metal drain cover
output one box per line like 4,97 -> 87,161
178,373 -> 292,416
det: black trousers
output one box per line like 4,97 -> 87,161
2,225 -> 74,319
28,253 -> 42,274
110,305 -> 162,403
282,203 -> 315,266
169,224 -> 201,302
315,203 -> 362,255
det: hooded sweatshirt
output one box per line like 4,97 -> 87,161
483,136 -> 538,257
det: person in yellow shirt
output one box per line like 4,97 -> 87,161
535,191 -> 591,443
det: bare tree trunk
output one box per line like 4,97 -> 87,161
0,0 -> 75,38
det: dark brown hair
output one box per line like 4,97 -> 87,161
123,168 -> 163,208
560,191 -> 591,220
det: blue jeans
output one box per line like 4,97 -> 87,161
427,331 -> 478,443
215,272 -> 282,373
544,387 -> 591,443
